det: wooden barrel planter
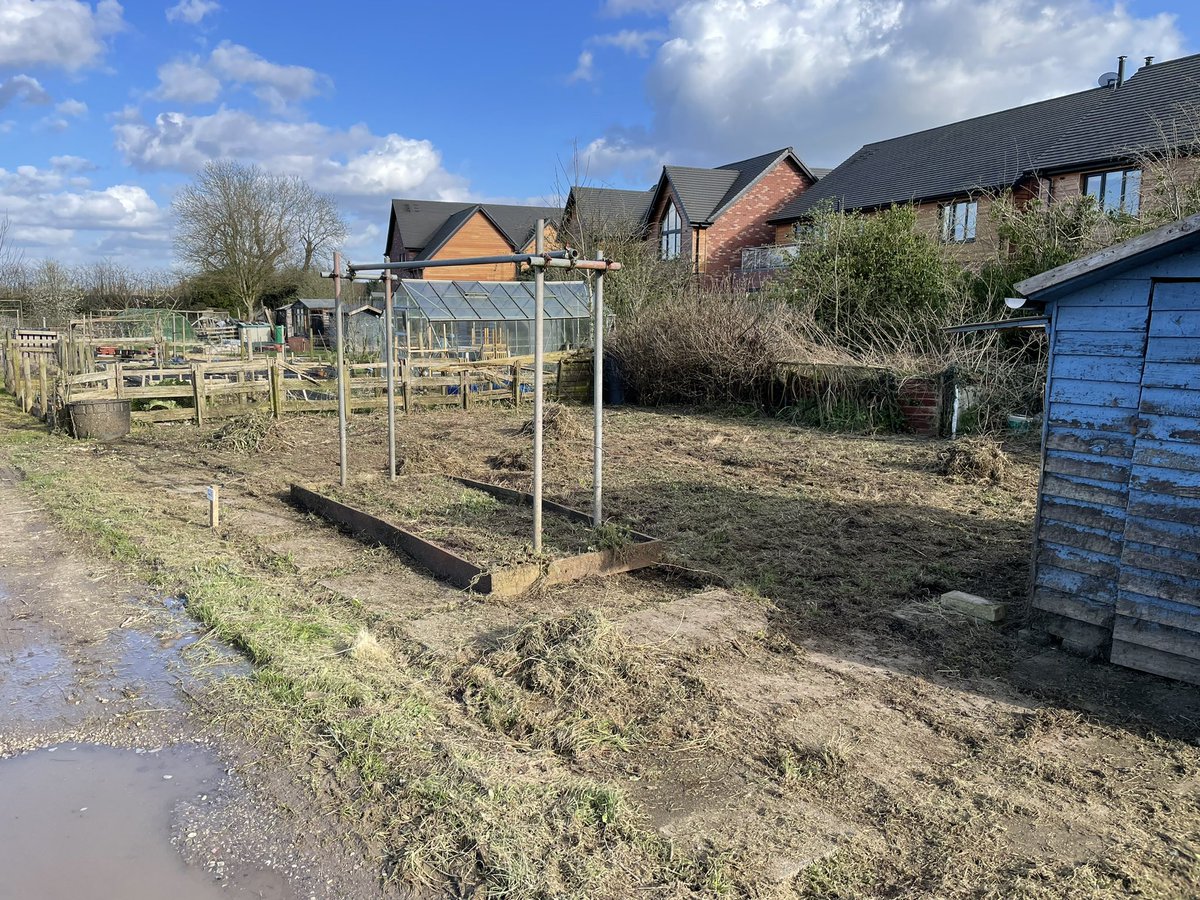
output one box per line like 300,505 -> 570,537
68,399 -> 131,441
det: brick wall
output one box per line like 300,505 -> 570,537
703,160 -> 812,277
897,375 -> 944,437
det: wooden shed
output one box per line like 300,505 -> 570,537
1014,213 -> 1200,685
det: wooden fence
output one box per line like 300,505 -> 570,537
3,345 -> 583,428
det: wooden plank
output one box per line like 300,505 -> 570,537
289,485 -> 484,591
1116,593 -> 1200,635
1053,329 -> 1146,357
1133,412 -> 1200,443
1127,490 -> 1200,526
1145,337 -> 1200,364
1140,361 -> 1200,389
1049,377 -> 1142,409
1110,638 -> 1200,685
1052,354 -> 1145,383
1037,542 -> 1120,580
1133,438 -> 1200,473
131,406 -> 198,423
1040,496 -> 1127,532
1055,306 -> 1149,332
1130,463 -> 1200,498
1123,516 -> 1200,554
1041,473 -> 1128,507
1118,566 -> 1200,604
1038,520 -> 1124,558
1034,563 -> 1117,604
1032,587 -> 1115,627
1047,402 -> 1137,432
1043,451 -> 1129,483
1139,386 -> 1200,418
1150,281 -> 1200,310
1149,309 -> 1200,338
1120,542 -> 1200,581
1045,428 -> 1133,458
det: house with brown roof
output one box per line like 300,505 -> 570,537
768,52 -> 1200,269
384,200 -> 561,281
563,147 -> 824,280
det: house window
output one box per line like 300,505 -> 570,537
940,199 -> 977,243
660,201 -> 682,260
1083,168 -> 1141,215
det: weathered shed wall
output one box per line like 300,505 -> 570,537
1035,250 -> 1200,684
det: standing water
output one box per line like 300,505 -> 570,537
0,745 -> 292,899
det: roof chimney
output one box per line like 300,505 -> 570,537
1143,55 -> 1154,68
1116,55 -> 1127,88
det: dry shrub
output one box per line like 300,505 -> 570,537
518,402 -> 584,443
489,610 -> 639,705
346,627 -> 391,667
206,412 -> 274,452
937,437 -> 1010,483
609,290 -> 847,406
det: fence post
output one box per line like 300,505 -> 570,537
401,359 -> 411,415
271,359 -> 284,418
38,361 -> 49,420
511,363 -> 521,405
192,363 -> 206,426
114,361 -> 125,400
460,369 -> 469,409
21,357 -> 32,412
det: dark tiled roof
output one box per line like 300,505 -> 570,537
1035,53 -> 1200,170
662,165 -> 740,222
565,185 -> 655,234
810,167 -> 833,179
387,199 -> 561,258
771,52 -> 1200,223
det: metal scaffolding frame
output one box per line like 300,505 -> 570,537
324,224 -> 622,548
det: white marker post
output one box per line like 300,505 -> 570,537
532,219 -> 545,552
207,484 -> 219,530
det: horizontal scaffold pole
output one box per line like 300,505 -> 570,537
345,249 -> 578,275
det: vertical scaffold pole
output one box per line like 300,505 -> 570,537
334,250 -> 348,488
593,251 -> 605,526
384,265 -> 397,481
532,219 -> 545,552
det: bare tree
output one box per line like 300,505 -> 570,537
282,176 -> 347,272
173,161 -> 294,320
26,260 -> 82,327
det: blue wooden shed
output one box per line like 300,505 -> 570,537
1014,212 -> 1200,685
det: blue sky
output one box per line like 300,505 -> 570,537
0,0 -> 1196,269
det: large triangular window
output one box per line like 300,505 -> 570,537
660,200 -> 682,260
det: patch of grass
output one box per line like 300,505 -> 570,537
778,738 -> 852,782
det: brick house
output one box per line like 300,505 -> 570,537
768,52 -> 1200,268
562,148 -> 827,281
384,200 -> 561,281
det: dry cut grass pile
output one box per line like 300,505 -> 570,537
937,436 -> 1011,483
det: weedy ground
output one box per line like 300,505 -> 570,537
1,396 -> 1197,899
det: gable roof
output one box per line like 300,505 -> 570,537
651,147 -> 815,225
563,185 -> 655,234
386,199 -> 561,259
771,51 -> 1200,223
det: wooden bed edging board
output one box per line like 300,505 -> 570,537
288,481 -> 665,597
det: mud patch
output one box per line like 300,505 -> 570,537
0,744 -> 293,899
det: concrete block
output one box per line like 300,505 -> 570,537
938,590 -> 1006,624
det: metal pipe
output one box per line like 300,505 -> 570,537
347,248 -> 576,274
532,219 -> 545,553
528,257 -> 622,271
383,260 -> 396,482
334,250 -> 348,488
593,250 -> 604,527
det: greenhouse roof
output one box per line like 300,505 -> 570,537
395,280 -> 590,322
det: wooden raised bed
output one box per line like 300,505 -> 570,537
290,477 -> 664,597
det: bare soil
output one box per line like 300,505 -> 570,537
3,401 -> 1198,899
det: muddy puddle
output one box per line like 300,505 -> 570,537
0,745 -> 293,899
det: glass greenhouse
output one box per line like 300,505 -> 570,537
395,280 -> 592,360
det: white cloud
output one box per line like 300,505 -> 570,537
588,0 -> 1186,174
209,41 -> 328,112
603,0 -> 680,14
569,50 -> 595,83
165,0 -> 218,24
591,29 -> 666,56
0,0 -> 124,72
578,134 -> 666,185
155,57 -> 222,103
56,98 -> 87,117
113,108 -> 470,215
0,74 -> 50,108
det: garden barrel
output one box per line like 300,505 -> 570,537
68,398 -> 131,441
